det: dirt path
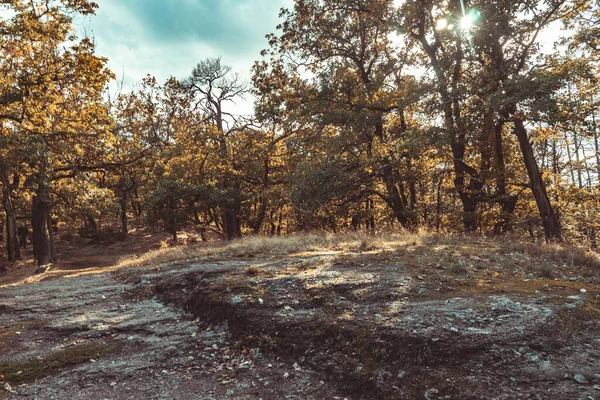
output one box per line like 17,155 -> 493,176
1,250 -> 600,399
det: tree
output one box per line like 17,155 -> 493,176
185,58 -> 250,239
254,0 -> 426,230
0,0 -> 113,267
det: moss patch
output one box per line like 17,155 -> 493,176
0,342 -> 117,386
0,320 -> 45,350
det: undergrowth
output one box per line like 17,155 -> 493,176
115,231 -> 600,276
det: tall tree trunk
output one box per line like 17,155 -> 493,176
573,131 -> 583,189
566,135 -> 576,185
1,193 -> 19,261
223,208 -> 240,240
580,144 -> 593,188
253,158 -> 269,234
513,118 -> 561,240
552,139 -> 559,176
32,195 -> 52,269
382,162 -> 412,229
131,187 -> 141,218
436,173 -> 444,232
47,212 -> 56,263
87,215 -> 98,240
4,207 -> 19,261
492,119 -> 517,234
592,110 -> 600,179
277,212 -> 283,236
120,190 -> 128,235
0,167 -> 20,261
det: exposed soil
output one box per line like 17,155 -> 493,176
1,238 -> 600,399
0,228 -> 172,286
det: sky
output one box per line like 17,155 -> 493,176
81,0 -> 293,113
80,0 -> 562,116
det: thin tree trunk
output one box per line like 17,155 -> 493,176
277,212 -> 283,236
580,144 -> 593,188
32,195 -> 52,269
120,190 -> 128,235
382,162 -> 411,229
253,158 -> 269,234
0,168 -> 20,261
566,135 -> 576,185
592,101 -> 600,180
573,131 -> 583,188
47,212 -> 56,262
492,119 -> 517,234
436,174 -> 444,232
223,208 -> 240,240
513,118 -> 561,240
4,209 -> 19,261
87,215 -> 98,240
552,139 -> 559,175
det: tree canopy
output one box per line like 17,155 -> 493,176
2,0 -> 600,267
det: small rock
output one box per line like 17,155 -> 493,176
593,384 -> 600,391
397,370 -> 406,378
3,383 -> 16,394
580,289 -> 588,293
101,295 -> 106,300
450,327 -> 459,333
574,374 -> 589,384
283,372 -> 290,379
231,296 -> 243,304
110,382 -> 117,387
258,298 -> 264,305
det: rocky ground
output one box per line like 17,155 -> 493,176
1,239 -> 600,399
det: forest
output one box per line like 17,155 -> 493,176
1,0 -> 600,269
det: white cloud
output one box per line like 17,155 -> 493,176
79,0 -> 293,115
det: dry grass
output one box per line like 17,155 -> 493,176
115,231 -> 429,269
99,231 -> 600,279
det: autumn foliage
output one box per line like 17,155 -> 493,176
2,0 -> 600,268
